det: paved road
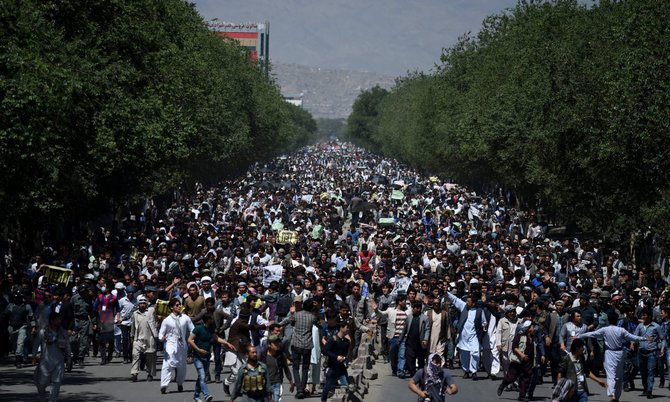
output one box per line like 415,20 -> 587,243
365,359 -> 667,402
1,354 -> 668,402
0,353 -> 342,402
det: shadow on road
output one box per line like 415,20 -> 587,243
0,390 -> 121,402
0,366 -> 128,401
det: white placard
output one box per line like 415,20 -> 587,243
262,264 -> 284,286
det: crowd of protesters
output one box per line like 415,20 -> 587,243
0,141 -> 669,402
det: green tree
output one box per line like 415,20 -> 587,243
346,0 -> 670,241
344,85 -> 388,147
0,0 -> 319,252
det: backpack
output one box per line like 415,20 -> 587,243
276,293 -> 293,317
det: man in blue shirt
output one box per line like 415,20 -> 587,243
633,308 -> 665,398
346,224 -> 360,246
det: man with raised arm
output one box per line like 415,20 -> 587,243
572,312 -> 651,402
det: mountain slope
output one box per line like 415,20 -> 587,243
272,62 -> 394,119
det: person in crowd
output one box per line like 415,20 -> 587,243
35,312 -> 71,402
225,303 -> 269,396
262,334 -> 294,402
620,306 -> 642,393
482,295 -> 502,380
308,308 -> 323,397
52,287 -> 75,372
425,295 -> 450,364
400,301 -> 429,377
321,320 -> 351,402
554,338 -> 606,402
70,284 -> 93,368
560,310 -> 592,357
32,287 -> 53,366
372,293 -> 410,377
281,295 -> 319,399
497,305 -> 520,392
117,284 -> 136,364
375,283 -> 394,362
446,290 -> 487,380
2,141 -> 670,402
408,353 -> 458,402
230,344 -> 273,402
93,283 -> 118,365
184,282 -> 206,325
574,312 -> 651,402
547,299 -> 567,385
130,295 -> 158,382
2,291 -> 33,368
187,313 -> 236,402
632,307 -> 665,398
158,298 -> 194,394
497,320 -> 537,401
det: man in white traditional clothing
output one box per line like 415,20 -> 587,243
573,312 -> 650,402
158,298 -> 194,394
130,295 -> 158,382
481,297 -> 501,380
35,312 -> 71,402
446,291 -> 486,380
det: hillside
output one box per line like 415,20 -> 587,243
272,62 -> 395,119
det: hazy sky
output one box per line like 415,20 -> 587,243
194,0 -> 518,76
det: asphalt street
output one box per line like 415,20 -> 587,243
368,360 -> 670,402
2,353 -> 668,402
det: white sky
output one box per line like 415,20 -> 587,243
193,0 -> 519,76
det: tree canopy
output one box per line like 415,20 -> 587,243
0,0 -> 317,246
344,0 -> 670,241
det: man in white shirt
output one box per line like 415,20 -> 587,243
158,299 -> 194,394
117,285 -> 136,364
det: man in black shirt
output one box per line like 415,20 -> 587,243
321,321 -> 351,402
262,335 -> 294,402
401,301 -> 429,376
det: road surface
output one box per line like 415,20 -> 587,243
1,354 -> 665,402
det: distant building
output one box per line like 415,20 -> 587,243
206,20 -> 270,76
283,92 -> 304,108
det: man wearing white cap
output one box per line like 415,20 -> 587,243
130,295 -> 158,382
200,276 -> 215,301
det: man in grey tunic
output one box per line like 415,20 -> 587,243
35,312 -> 71,402
574,312 -> 650,402
560,310 -> 593,357
130,295 -> 158,382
